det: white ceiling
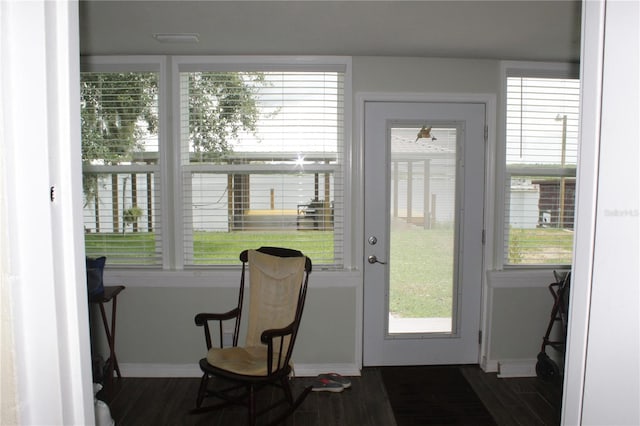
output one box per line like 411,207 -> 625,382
79,1 -> 581,62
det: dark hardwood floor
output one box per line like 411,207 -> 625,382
103,366 -> 562,426
105,369 -> 396,426
460,366 -> 563,426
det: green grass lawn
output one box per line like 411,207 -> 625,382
508,227 -> 574,264
85,230 -> 334,265
390,227 -> 455,319
86,227 -> 573,317
85,232 -> 159,264
191,231 -> 334,264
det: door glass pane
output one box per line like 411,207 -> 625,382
388,126 -> 457,334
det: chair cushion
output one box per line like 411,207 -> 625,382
245,250 -> 305,349
206,346 -> 281,376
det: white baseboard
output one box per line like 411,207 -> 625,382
481,358 -> 499,373
120,363 -> 361,378
120,363 -> 202,378
497,359 -> 537,378
291,363 -> 361,377
120,360 -> 537,379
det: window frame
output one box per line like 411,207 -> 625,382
496,61 -> 580,270
80,55 -> 352,270
80,56 -> 169,268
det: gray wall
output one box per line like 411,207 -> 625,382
101,286 -> 358,366
352,57 -> 499,94
485,270 -> 566,371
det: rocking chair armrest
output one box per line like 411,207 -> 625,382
260,321 -> 297,374
260,321 -> 296,344
194,308 -> 240,326
194,308 -> 241,350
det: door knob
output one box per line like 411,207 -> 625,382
368,255 -> 387,265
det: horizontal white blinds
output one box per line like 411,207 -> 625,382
81,72 -> 162,265
506,77 -> 580,167
180,71 -> 345,267
504,76 -> 580,266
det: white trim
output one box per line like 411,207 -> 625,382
293,363 -> 361,378
103,269 -> 361,288
482,91 -> 498,279
482,359 -> 499,373
562,2 -> 604,425
487,269 -> 569,288
48,2 -> 95,422
120,363 -> 361,378
171,55 -> 351,72
170,56 -> 185,270
497,359 -> 537,378
355,92 -> 497,105
341,58 -> 355,269
3,1 -> 92,424
159,57 -> 172,270
121,363 -> 202,378
481,274 -> 496,373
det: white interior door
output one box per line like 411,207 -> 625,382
363,101 -> 486,366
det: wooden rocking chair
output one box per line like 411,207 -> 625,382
192,247 -> 312,425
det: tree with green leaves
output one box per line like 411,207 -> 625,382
81,72 -> 158,233
81,73 -> 158,164
188,72 -> 266,161
81,71 -> 264,232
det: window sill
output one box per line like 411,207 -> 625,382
102,268 -> 361,289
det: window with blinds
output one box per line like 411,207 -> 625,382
504,76 -> 580,265
180,71 -> 345,267
81,71 -> 162,265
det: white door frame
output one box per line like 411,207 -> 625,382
354,92 -> 496,371
2,1 -> 94,424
